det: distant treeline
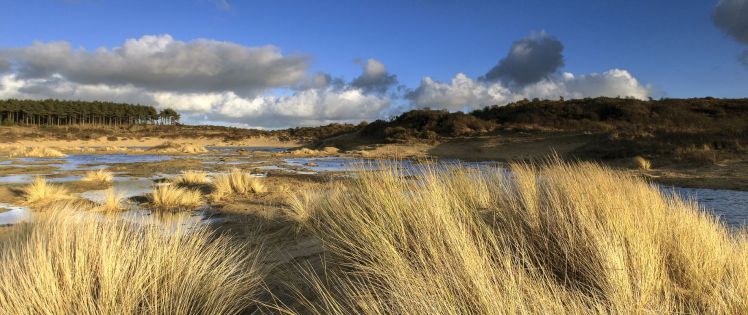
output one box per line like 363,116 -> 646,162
0,99 -> 180,126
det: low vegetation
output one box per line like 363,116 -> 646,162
633,156 -> 652,170
287,161 -> 748,314
211,169 -> 266,201
172,170 -> 211,186
94,189 -> 125,212
150,184 -> 203,210
8,147 -> 67,158
149,142 -> 208,154
81,169 -> 114,183
0,205 -> 263,314
22,177 -> 73,204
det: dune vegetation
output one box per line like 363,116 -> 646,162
8,147 -> 67,158
0,204 -> 263,314
211,169 -> 266,201
81,169 -> 115,183
94,188 -> 125,212
149,142 -> 208,154
172,170 -> 211,186
150,184 -> 203,210
286,160 -> 748,314
22,177 -> 73,204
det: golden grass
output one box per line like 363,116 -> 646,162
172,170 -> 211,186
9,147 -> 67,158
94,189 -> 125,212
0,204 -> 263,314
149,142 -> 208,154
150,184 -> 203,210
633,155 -> 652,170
81,169 -> 114,183
22,177 -> 73,204
211,169 -> 266,201
286,160 -> 748,314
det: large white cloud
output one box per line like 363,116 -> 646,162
408,69 -> 652,111
2,35 -> 309,94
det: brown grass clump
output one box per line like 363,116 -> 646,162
211,169 -> 266,201
633,155 -> 652,170
172,170 -> 211,186
22,177 -> 73,204
9,147 -> 67,158
150,184 -> 203,210
94,189 -> 125,212
0,205 -> 263,314
286,160 -> 748,314
81,169 -> 114,183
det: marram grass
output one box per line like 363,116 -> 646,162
150,184 -> 203,210
286,160 -> 748,314
22,177 -> 73,204
211,169 -> 266,201
0,203 -> 264,314
81,169 -> 114,183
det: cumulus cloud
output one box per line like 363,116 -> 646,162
713,0 -> 748,65
481,31 -> 564,86
350,59 -> 398,94
408,69 -> 651,111
1,35 -> 309,94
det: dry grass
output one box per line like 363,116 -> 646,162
0,204 -> 263,314
633,155 -> 652,170
211,169 -> 266,201
81,169 -> 114,183
150,184 -> 203,211
172,170 -> 211,186
286,160 -> 748,314
22,177 -> 73,204
149,142 -> 208,154
8,147 -> 67,158
94,189 -> 125,212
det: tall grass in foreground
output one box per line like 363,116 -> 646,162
0,204 -> 263,314
81,169 -> 114,183
22,177 -> 73,204
211,169 -> 266,201
150,184 -> 202,210
287,161 -> 748,314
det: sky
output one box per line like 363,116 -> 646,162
0,0 -> 746,128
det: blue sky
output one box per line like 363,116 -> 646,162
0,0 -> 746,127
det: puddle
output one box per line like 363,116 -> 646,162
79,177 -> 156,203
15,154 -> 176,171
0,203 -> 31,226
665,187 -> 748,228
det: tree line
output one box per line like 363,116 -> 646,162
0,99 -> 181,126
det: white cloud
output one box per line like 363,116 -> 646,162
408,69 -> 652,111
2,35 -> 309,94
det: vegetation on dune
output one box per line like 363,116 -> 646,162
8,146 -> 67,158
211,169 -> 266,201
22,177 -> 73,204
0,205 -> 263,314
148,141 -> 208,154
0,99 -> 179,126
150,184 -> 203,210
286,161 -> 748,314
81,169 -> 114,183
95,189 -> 125,212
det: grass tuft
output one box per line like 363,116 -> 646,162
22,177 -> 73,204
633,155 -> 652,170
150,184 -> 203,210
0,205 -> 263,314
81,169 -> 114,183
172,170 -> 211,186
9,147 -> 67,158
95,189 -> 125,212
211,169 -> 266,201
286,160 -> 748,314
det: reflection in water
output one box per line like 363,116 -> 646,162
0,203 -> 31,226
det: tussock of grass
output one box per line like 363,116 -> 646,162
0,205 -> 263,314
22,177 -> 73,204
288,147 -> 339,156
149,142 -> 208,154
172,170 -> 211,186
633,155 -> 652,170
9,147 -> 67,158
287,160 -> 748,314
81,169 -> 114,183
150,184 -> 203,210
95,189 -> 125,212
211,169 -> 266,201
